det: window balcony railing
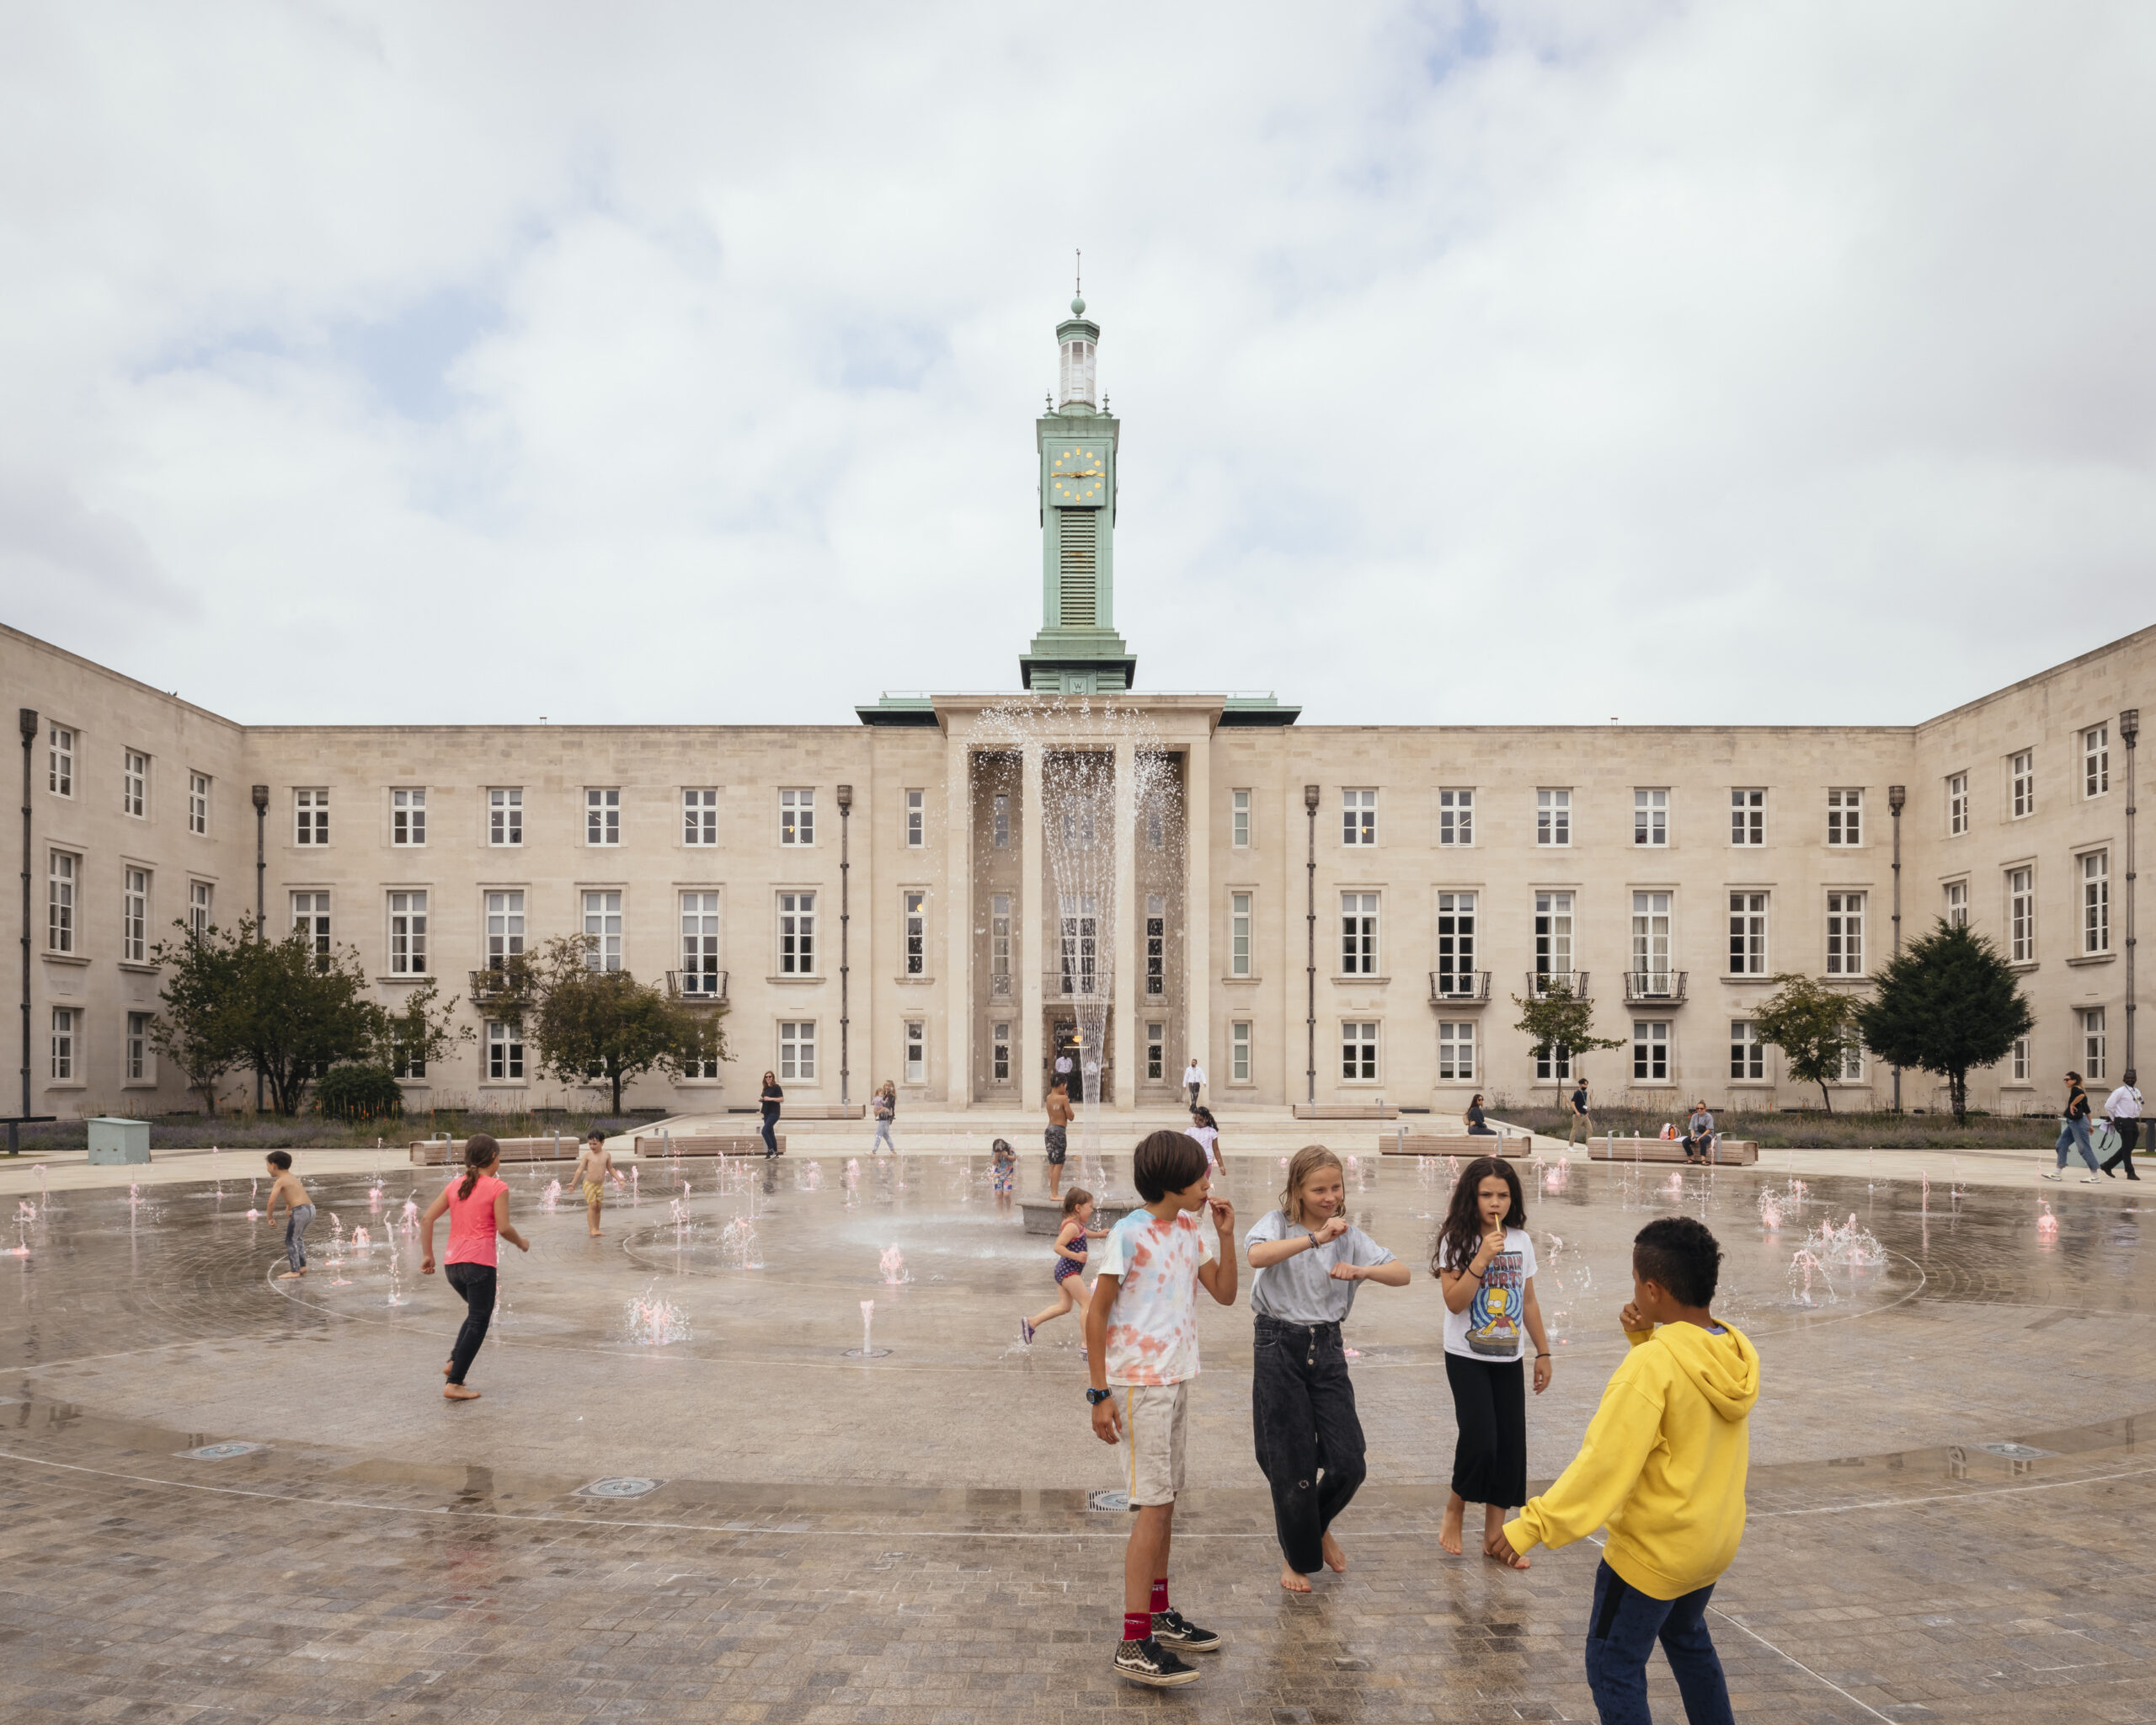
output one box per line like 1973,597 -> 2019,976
1524,969 -> 1590,1002
468,965 -> 533,1011
666,970 -> 729,1004
1044,969 -> 1107,1000
1624,969 -> 1687,1004
1428,970 -> 1492,1004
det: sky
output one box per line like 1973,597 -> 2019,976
3,3 -> 2152,729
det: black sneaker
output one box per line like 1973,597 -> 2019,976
1114,1637 -> 1198,1687
1151,1608 -> 1224,1653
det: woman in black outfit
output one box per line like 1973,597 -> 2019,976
1464,1093 -> 1496,1135
760,1070 -> 783,1158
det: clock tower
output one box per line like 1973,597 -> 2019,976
1020,295 -> 1137,692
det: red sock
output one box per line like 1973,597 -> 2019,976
1123,1610 -> 1151,1642
1150,1578 -> 1169,1613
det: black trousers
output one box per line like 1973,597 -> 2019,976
2101,1119 -> 2141,1177
1251,1315 -> 1369,1573
1446,1353 -> 1527,1508
760,1116 -> 778,1155
444,1262 -> 497,1386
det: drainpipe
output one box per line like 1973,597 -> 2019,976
252,784 -> 268,1114
13,708 -> 33,1156
1304,782 -> 1319,1106
1889,783 -> 1905,1111
2124,709 -> 2140,1074
837,782 -> 853,1107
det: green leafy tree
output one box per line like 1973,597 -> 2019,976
147,919 -> 248,1114
221,916 -> 392,1115
379,975 -> 472,1079
1856,919 -> 2034,1123
1510,977 -> 1625,1095
520,934 -> 728,1114
315,1064 -> 406,1120
1752,973 -> 1860,1114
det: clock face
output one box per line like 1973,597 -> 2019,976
1047,442 -> 1107,506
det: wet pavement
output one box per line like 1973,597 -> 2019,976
3,1148 -> 2153,1721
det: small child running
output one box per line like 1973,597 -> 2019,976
264,1151 -> 313,1279
1022,1187 -> 1106,1344
565,1130 -> 615,1236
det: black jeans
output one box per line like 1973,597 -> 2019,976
444,1262 -> 497,1386
2101,1119 -> 2141,1177
760,1115 -> 778,1156
1445,1353 -> 1527,1508
1251,1315 -> 1368,1573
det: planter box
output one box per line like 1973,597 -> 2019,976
1377,1133 -> 1530,1158
1587,1137 -> 1758,1166
87,1116 -> 152,1165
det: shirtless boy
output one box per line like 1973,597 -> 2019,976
264,1151 -> 314,1279
566,1130 -> 616,1236
1045,1079 -> 1075,1200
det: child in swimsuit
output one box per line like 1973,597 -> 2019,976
990,1136 -> 1017,1195
565,1130 -> 616,1238
1021,1187 -> 1106,1345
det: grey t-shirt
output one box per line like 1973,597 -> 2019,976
1245,1210 -> 1396,1325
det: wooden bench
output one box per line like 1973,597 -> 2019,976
408,1135 -> 585,1165
1587,1136 -> 1758,1166
725,1103 -> 863,1120
632,1134 -> 785,1158
1378,1132 -> 1533,1158
1292,1103 -> 1401,1121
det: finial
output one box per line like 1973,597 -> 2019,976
1072,248 -> 1085,316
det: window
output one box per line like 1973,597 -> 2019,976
990,894 -> 1011,995
485,890 -> 525,972
486,1019 -> 524,1081
1145,803 -> 1165,851
47,852 -> 76,953
1230,1021 -> 1251,1084
780,788 -> 814,846
1342,788 -> 1375,846
390,890 -> 428,975
1944,880 -> 1967,929
1839,1044 -> 1865,1084
2012,1036 -> 2031,1083
1438,1021 -> 1476,1081
292,892 -> 331,965
904,890 -> 926,975
2008,868 -> 2035,964
992,793 -> 1010,849
1536,789 -> 1572,846
1728,892 -> 1767,975
1059,895 -> 1099,994
1439,788 -> 1474,846
1731,788 -> 1764,846
1340,892 -> 1379,975
680,892 -> 721,995
1634,789 -> 1668,847
1826,788 -> 1862,846
905,1020 -> 926,1084
126,1012 -> 152,1084
1534,892 -> 1574,986
1825,891 -> 1865,976
684,789 -> 718,846
122,867 -> 148,963
387,787 -> 424,847
586,788 -> 621,846
2082,852 -> 2110,953
1341,1021 -> 1379,1081
51,1007 -> 76,1081
1231,789 -> 1250,849
1435,892 -> 1476,997
1536,1041 -> 1572,1081
1632,1020 -> 1670,1082
905,789 -> 925,848
992,1021 -> 1011,1084
189,879 -> 212,938
489,788 -> 523,847
779,1020 -> 816,1080
2010,750 -> 2034,820
2084,725 -> 2110,798
779,891 -> 816,975
1630,892 -> 1671,992
189,772 -> 210,836
48,726 -> 74,797
584,890 -> 623,971
295,788 -> 328,846
123,750 -> 147,818
2084,1011 -> 2111,1081
1730,1020 -> 1764,1081
1230,892 -> 1252,978
1947,773 -> 1967,836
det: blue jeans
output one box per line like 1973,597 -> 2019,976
2055,1117 -> 2097,1172
1583,1560 -> 1733,1725
760,1116 -> 778,1156
873,1119 -> 895,1153
284,1204 -> 314,1273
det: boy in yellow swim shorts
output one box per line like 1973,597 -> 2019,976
565,1130 -> 616,1237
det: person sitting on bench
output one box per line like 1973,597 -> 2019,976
1684,1102 -> 1716,1165
1465,1094 -> 1497,1136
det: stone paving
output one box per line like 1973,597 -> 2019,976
3,1144 -> 2153,1722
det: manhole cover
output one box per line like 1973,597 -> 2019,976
1086,1489 -> 1130,1513
842,1346 -> 892,1359
179,1442 -> 265,1461
576,1477 -> 663,1499
1975,1442 -> 2053,1460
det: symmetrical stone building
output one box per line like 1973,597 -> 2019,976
4,300 -> 2144,1124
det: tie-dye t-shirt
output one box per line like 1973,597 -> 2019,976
1096,1208 -> 1218,1387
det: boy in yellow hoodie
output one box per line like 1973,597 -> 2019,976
1499,1216 -> 1758,1725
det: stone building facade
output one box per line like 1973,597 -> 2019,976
3,301 -> 2144,1124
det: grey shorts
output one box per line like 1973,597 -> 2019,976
1044,1126 -> 1067,1164
1118,1381 -> 1191,1507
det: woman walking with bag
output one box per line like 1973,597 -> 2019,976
419,1134 -> 530,1402
872,1081 -> 898,1156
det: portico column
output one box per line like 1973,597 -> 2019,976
1184,733 -> 1212,1105
943,734 -> 971,1106
1020,744 -> 1045,1111
1112,737 -> 1137,1112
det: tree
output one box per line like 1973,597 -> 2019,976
1857,918 -> 2034,1123
520,934 -> 728,1113
1510,977 -> 1625,1093
147,919 -> 247,1114
1752,973 -> 1860,1113
381,975 -> 472,1081
215,917 -> 392,1114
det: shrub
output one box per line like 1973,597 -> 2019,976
313,1064 -> 407,1121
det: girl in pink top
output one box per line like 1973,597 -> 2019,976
419,1135 -> 530,1402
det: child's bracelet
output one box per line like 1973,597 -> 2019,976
1535,1353 -> 1551,1359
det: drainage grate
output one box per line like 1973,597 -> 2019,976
576,1477 -> 664,1499
1086,1489 -> 1130,1513
179,1442 -> 265,1461
1974,1442 -> 2053,1460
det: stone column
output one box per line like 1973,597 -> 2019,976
1112,737 -> 1137,1112
1020,743 -> 1044,1111
943,733 -> 971,1107
1184,732 -> 1212,1105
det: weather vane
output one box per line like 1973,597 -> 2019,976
1075,248 -> 1081,296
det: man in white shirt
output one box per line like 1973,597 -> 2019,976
2101,1069 -> 2143,1181
1183,1058 -> 1206,1109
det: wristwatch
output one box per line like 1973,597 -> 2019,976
1086,1387 -> 1113,1406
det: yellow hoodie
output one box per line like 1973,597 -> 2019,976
1504,1319 -> 1760,1600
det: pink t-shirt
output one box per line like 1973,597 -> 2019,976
446,1174 -> 508,1266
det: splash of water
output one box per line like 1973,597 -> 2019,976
2036,1200 -> 2058,1244
721,1215 -> 762,1269
1809,1211 -> 1886,1269
1758,1189 -> 1784,1231
541,1178 -> 563,1214
369,1181 -> 383,1213
1787,1247 -> 1837,1306
624,1284 -> 691,1344
350,1226 -> 371,1253
878,1244 -> 910,1285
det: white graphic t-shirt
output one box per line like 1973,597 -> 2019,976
1096,1208 -> 1217,1387
1439,1226 -> 1539,1361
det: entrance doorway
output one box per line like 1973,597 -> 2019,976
1046,1014 -> 1113,1104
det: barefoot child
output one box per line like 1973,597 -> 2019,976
1246,1144 -> 1409,1593
1022,1187 -> 1105,1343
1498,1217 -> 1758,1723
566,1130 -> 615,1236
1187,1106 -> 1223,1172
1086,1131 -> 1237,1689
1044,1078 -> 1074,1200
1434,1156 -> 1553,1562
264,1151 -> 313,1280
990,1137 -> 1017,1195
419,1135 -> 531,1402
